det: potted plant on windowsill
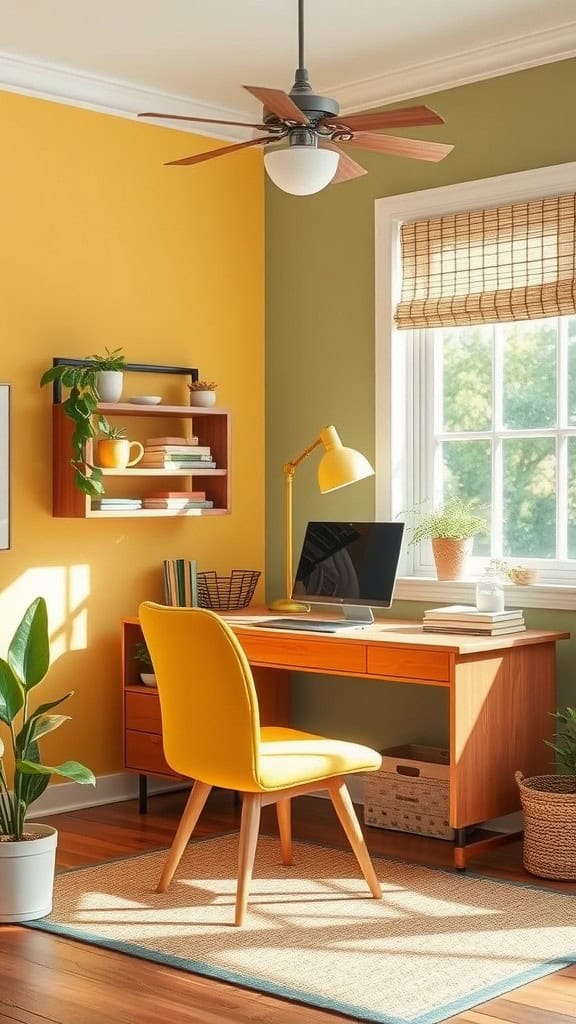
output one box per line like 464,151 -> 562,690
516,708 -> 576,880
0,597 -> 95,922
40,348 -> 126,496
406,497 -> 487,580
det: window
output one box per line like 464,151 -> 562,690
410,316 -> 576,581
375,162 -> 576,601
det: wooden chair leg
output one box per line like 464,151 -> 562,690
328,779 -> 382,899
157,780 -> 212,894
276,798 -> 292,865
235,792 -> 262,926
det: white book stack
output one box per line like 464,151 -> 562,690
422,604 -> 526,635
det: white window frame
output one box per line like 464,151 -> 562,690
375,160 -> 576,610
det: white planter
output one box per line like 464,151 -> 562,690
140,672 -> 157,688
96,370 -> 124,403
0,823 -> 57,922
189,390 -> 216,408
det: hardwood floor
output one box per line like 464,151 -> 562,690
1,789 -> 574,1024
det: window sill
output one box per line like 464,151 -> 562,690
394,577 -> 576,611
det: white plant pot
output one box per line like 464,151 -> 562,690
0,823 -> 57,922
97,370 -> 124,403
189,390 -> 216,408
140,672 -> 157,687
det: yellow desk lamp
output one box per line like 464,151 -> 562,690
270,425 -> 374,613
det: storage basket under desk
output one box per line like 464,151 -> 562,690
364,744 -> 454,841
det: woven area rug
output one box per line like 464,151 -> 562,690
29,834 -> 576,1024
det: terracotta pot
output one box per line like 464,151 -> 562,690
431,537 -> 473,580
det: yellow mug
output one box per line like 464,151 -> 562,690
97,439 -> 144,469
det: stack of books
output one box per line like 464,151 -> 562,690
140,435 -> 216,470
91,497 -> 143,512
142,490 -> 214,511
422,604 -> 526,635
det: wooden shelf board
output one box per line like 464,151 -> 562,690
86,508 -> 228,518
96,402 -> 227,417
99,468 -> 227,476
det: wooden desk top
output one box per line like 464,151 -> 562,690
221,609 -> 569,656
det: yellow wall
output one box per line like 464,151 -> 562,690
0,90 -> 265,779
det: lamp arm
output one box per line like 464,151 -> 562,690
281,435 -> 322,600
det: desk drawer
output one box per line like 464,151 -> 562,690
125,730 -> 174,777
367,647 -> 450,683
239,633 -> 365,674
125,691 -> 162,734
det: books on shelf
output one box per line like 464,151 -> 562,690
147,490 -> 206,500
144,436 -> 199,446
144,445 -> 212,455
142,499 -> 214,509
91,498 -> 143,511
139,459 -> 217,470
423,604 -> 525,635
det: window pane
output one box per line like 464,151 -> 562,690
569,438 -> 576,560
568,317 -> 576,427
442,440 -> 491,555
503,439 -> 556,557
503,320 -> 557,429
441,327 -> 492,432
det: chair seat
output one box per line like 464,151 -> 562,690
257,726 -> 382,792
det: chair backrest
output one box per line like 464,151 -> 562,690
139,602 -> 262,791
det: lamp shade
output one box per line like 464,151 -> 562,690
264,146 -> 339,196
317,425 -> 374,493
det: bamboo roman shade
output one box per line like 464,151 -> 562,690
394,193 -> 576,329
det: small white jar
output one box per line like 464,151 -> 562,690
475,568 -> 505,613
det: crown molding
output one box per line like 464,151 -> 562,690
1,21 -> 575,135
0,51 -> 251,141
332,22 -> 576,113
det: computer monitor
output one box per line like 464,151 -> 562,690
292,521 -> 405,623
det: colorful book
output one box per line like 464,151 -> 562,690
147,490 -> 206,500
423,623 -> 526,635
144,445 -> 211,455
163,558 -> 198,608
143,499 -> 214,509
141,452 -> 212,461
140,460 -> 217,470
145,436 -> 198,446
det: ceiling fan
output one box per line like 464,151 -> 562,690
138,0 -> 454,196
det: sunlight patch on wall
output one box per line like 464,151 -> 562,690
0,565 -> 90,658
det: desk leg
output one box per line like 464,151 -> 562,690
138,774 -> 148,815
252,667 -> 291,727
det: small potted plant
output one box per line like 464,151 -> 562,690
40,348 -> 126,495
406,496 -> 487,580
97,422 -> 144,469
134,641 -> 156,687
516,708 -> 576,880
488,559 -> 539,586
0,597 -> 95,922
188,380 -> 218,408
88,346 -> 126,403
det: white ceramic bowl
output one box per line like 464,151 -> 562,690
127,396 -> 162,406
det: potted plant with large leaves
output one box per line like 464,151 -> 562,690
0,597 -> 95,922
40,347 -> 126,497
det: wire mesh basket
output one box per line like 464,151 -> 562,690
197,570 -> 261,611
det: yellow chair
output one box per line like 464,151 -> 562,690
139,601 -> 383,926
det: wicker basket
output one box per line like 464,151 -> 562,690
197,570 -> 260,611
516,771 -> 576,880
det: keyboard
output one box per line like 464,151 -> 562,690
254,618 -> 367,633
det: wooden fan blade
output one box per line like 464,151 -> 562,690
322,105 -> 445,132
139,111 -> 268,130
242,85 -> 309,124
166,136 -> 275,166
319,142 -> 367,184
346,133 -> 454,163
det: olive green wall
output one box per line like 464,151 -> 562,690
265,59 -> 576,749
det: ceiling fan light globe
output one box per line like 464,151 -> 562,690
264,146 -> 338,196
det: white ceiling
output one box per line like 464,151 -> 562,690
1,0 -> 575,136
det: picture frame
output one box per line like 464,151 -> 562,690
0,384 -> 10,550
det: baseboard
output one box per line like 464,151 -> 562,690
31,772 -> 187,819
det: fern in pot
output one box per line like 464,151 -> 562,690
0,597 -> 95,922
406,497 -> 487,580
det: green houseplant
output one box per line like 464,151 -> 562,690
406,496 -> 487,580
134,641 -> 156,687
40,348 -> 126,496
516,708 -> 576,880
0,596 -> 95,921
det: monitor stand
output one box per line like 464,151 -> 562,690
341,604 -> 374,625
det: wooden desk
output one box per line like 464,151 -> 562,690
121,612 -> 569,868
